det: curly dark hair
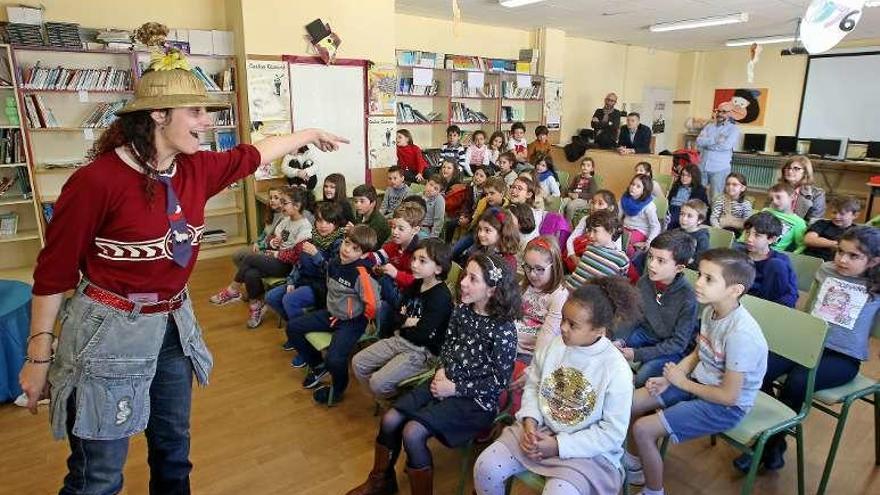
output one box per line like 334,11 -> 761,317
569,276 -> 642,335
839,226 -> 880,294
465,252 -> 522,321
89,110 -> 167,206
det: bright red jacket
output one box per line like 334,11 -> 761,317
396,144 -> 428,175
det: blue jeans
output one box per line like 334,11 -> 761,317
378,275 -> 402,338
702,168 -> 728,201
286,310 -> 367,394
265,284 -> 315,322
627,327 -> 684,387
453,233 -> 475,263
61,318 -> 193,495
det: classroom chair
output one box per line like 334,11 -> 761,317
262,276 -> 288,327
556,170 -> 570,195
708,226 -> 735,249
446,261 -> 463,301
804,290 -> 880,495
544,195 -> 562,214
409,183 -> 425,195
785,251 -> 823,294
661,294 -> 829,495
653,194 -> 669,224
656,173 -> 673,193
506,454 -> 628,495
303,320 -> 381,406
594,173 -> 604,189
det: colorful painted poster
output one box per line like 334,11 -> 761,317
368,65 -> 397,116
368,115 -> 397,169
811,276 -> 869,330
246,60 -> 291,122
544,79 -> 563,130
713,88 -> 768,126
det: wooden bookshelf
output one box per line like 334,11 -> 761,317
6,45 -> 249,266
0,44 -> 43,283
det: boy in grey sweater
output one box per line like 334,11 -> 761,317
614,230 -> 699,386
380,166 -> 411,218
421,173 -> 446,237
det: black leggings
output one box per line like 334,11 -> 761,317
233,254 -> 291,299
377,408 -> 435,470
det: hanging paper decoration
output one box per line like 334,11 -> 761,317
451,0 -> 462,36
799,0 -> 866,54
746,43 -> 762,83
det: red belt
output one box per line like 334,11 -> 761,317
83,284 -> 187,315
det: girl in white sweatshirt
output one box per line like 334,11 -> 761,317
474,276 -> 639,495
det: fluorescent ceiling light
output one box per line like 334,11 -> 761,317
650,12 -> 749,32
726,35 -> 796,47
866,1 -> 880,7
499,0 -> 546,7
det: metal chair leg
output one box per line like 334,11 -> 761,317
874,392 -> 880,466
795,425 -> 805,495
817,398 -> 855,495
742,436 -> 768,495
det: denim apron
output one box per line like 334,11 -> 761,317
47,279 -> 213,440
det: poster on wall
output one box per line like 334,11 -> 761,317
368,115 -> 397,169
252,121 -> 292,180
544,79 -> 563,130
713,88 -> 768,126
246,60 -> 291,122
368,65 -> 397,116
642,87 -> 673,152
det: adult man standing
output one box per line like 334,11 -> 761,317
696,102 -> 740,198
591,92 -> 622,149
617,112 -> 652,154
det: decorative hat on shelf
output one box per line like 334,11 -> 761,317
117,22 -> 228,115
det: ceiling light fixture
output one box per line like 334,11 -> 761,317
866,1 -> 880,7
650,12 -> 750,32
726,35 -> 796,47
499,0 -> 546,7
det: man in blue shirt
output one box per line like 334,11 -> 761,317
696,103 -> 740,200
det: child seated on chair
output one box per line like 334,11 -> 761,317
354,184 -> 391,246
420,173 -> 446,238
710,172 -> 752,237
803,195 -> 860,262
615,231 -> 698,388
286,225 -> 380,405
346,254 -> 519,495
565,210 -> 630,289
737,211 -> 799,308
763,182 -> 807,253
473,277 -> 639,495
626,248 -> 768,494
352,239 -> 454,399
380,166 -> 412,218
674,199 -> 710,271
733,226 -> 880,474
370,203 -> 426,337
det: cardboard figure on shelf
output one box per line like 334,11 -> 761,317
305,18 -> 341,64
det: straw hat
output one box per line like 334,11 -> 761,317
117,22 -> 228,115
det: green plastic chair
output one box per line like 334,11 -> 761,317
653,194 -> 669,222
675,295 -> 829,495
656,173 -> 673,193
708,227 -> 735,249
594,173 -> 604,189
409,183 -> 425,195
446,261 -> 463,302
544,195 -> 562,213
556,170 -> 570,195
805,290 -> 880,494
304,320 -> 381,407
785,251 -> 823,294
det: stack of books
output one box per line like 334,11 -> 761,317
445,55 -> 486,71
20,64 -> 133,91
396,50 -> 444,68
397,77 -> 439,96
485,59 -> 518,73
80,101 -> 125,128
501,106 -> 525,123
212,107 -> 235,127
202,229 -> 228,245
451,102 -> 490,123
190,66 -> 224,91
452,80 -> 498,98
215,130 -> 237,152
0,128 -> 26,163
212,67 -> 235,92
396,102 -> 441,124
502,81 -> 542,99
22,94 -> 60,128
96,29 -> 132,51
45,22 -> 82,49
5,23 -> 45,47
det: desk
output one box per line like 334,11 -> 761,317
0,280 -> 32,402
550,146 -> 673,199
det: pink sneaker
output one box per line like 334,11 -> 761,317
209,287 -> 241,305
247,303 -> 268,329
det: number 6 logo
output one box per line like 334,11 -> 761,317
839,10 -> 860,32
800,0 -> 866,54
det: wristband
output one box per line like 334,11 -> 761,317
27,332 -> 56,343
25,354 -> 55,364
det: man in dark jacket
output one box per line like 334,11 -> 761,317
617,112 -> 653,154
590,92 -> 622,149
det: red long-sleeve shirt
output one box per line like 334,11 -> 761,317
396,144 -> 427,175
33,144 -> 261,299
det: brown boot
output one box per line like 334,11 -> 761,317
345,443 -> 399,495
405,465 -> 433,495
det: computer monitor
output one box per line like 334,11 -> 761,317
774,135 -> 798,154
809,138 -> 843,159
742,133 -> 766,153
867,141 -> 880,159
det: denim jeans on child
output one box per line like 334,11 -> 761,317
61,317 -> 194,495
377,275 -> 402,338
266,284 -> 316,322
286,310 -> 368,394
627,327 -> 685,387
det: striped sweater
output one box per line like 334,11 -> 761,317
440,142 -> 467,175
565,244 -> 630,291
710,196 -> 753,229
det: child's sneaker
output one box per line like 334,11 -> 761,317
209,287 -> 240,305
289,354 -> 307,368
281,341 -> 297,352
302,365 -> 328,389
626,467 -> 645,486
313,385 -> 342,405
246,303 -> 268,329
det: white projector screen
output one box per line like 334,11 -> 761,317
798,51 -> 880,141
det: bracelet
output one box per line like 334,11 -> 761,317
27,332 -> 56,343
25,354 -> 55,364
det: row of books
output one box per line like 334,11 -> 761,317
396,102 -> 442,124
80,101 -> 125,128
212,108 -> 235,127
191,66 -> 235,92
396,50 -> 444,69
445,55 -> 485,71
450,102 -> 491,123
202,229 -> 228,245
214,131 -> 237,152
20,64 -> 133,91
451,80 -> 498,98
501,106 -> 526,123
0,166 -> 32,198
397,77 -> 439,96
0,129 -> 26,164
22,94 -> 60,128
501,81 -> 542,99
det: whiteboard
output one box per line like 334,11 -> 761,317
289,63 -> 367,188
798,52 -> 880,141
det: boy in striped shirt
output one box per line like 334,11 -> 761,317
566,209 -> 630,291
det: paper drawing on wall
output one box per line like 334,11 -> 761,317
811,276 -> 869,330
368,65 -> 397,116
713,88 -> 768,126
368,116 -> 397,169
246,60 -> 291,122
